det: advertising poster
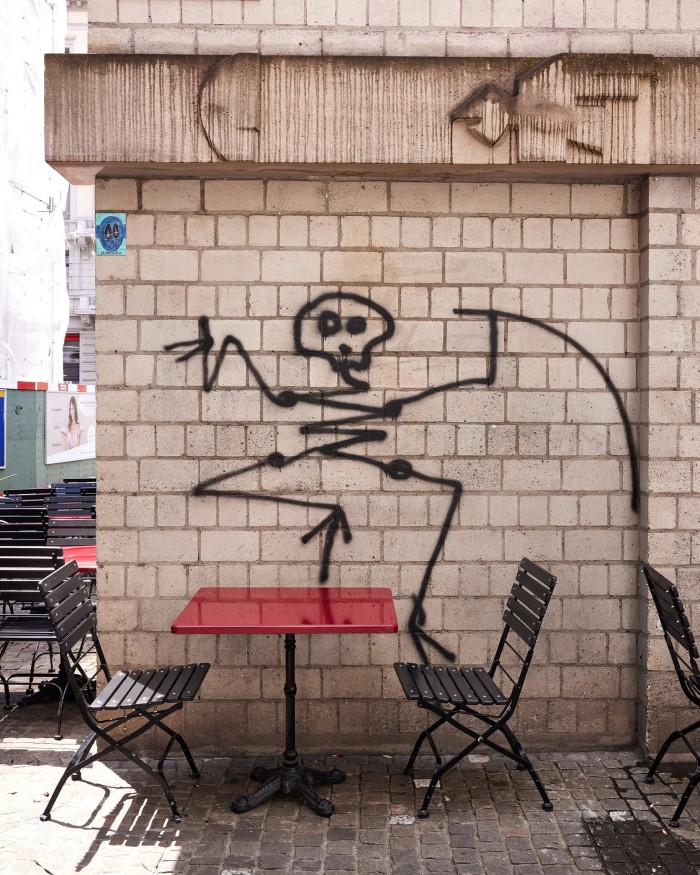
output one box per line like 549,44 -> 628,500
45,391 -> 96,465
0,390 -> 5,469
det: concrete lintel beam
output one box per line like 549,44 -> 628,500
45,53 -> 700,181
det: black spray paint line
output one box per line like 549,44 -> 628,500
456,308 -> 640,513
166,295 -> 638,664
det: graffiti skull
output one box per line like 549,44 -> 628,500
293,291 -> 395,390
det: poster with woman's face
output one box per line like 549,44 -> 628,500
45,391 -> 96,465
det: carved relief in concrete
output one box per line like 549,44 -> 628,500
451,55 -> 653,165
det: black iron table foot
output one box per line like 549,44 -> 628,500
233,635 -> 346,817
16,678 -> 65,706
233,764 -> 345,817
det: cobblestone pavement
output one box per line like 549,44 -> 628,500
2,651 -> 700,874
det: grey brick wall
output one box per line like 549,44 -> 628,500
94,177 -> 656,751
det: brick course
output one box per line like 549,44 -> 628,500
88,1 -> 700,56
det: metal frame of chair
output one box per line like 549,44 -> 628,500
38,562 -> 210,823
642,563 -> 700,827
394,557 -> 557,818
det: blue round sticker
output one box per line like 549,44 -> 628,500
97,215 -> 125,252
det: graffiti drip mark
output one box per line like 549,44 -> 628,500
166,296 -> 639,664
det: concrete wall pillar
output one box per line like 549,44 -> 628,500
639,175 -> 700,753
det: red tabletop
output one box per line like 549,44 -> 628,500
171,587 -> 398,635
61,545 -> 96,572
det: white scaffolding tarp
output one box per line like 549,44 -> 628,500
0,0 -> 68,382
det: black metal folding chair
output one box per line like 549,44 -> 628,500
38,562 -> 210,823
642,563 -> 700,827
395,557 -> 557,817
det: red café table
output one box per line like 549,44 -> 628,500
171,586 -> 398,816
61,545 -> 96,572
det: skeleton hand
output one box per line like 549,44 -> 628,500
164,316 -> 215,362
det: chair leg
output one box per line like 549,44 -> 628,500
0,642 -> 11,709
157,735 -> 177,777
40,758 -> 89,821
172,731 -> 200,779
404,714 -> 448,776
500,724 -> 553,811
27,643 -> 45,693
418,772 -> 440,819
114,741 -> 183,822
69,731 -> 97,781
646,731 -> 682,783
417,738 -> 483,819
41,736 -> 121,821
147,711 -> 201,779
645,717 -> 700,784
54,683 -> 71,741
669,768 -> 700,828
42,723 -> 184,823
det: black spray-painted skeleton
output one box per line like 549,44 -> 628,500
166,293 -> 639,663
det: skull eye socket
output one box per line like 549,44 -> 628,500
346,316 -> 367,336
318,310 -> 341,338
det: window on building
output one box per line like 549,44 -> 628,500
63,334 -> 80,383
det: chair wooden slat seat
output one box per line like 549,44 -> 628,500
394,557 -> 557,818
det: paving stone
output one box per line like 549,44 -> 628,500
3,677 -> 700,874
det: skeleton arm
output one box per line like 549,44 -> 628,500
165,316 -> 298,406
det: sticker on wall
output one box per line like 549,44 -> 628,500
96,213 -> 126,255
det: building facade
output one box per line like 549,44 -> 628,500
45,1 -> 700,754
0,0 -> 68,385
64,0 -> 96,385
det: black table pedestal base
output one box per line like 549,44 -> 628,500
232,633 -> 346,817
232,764 -> 345,817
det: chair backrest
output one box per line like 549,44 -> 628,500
490,557 -> 557,704
0,547 -> 63,611
642,564 -> 700,701
38,562 -> 108,709
0,537 -> 50,547
0,521 -> 46,532
46,499 -> 95,518
0,573 -> 54,609
47,518 -> 96,546
0,546 -> 63,567
0,508 -> 47,523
